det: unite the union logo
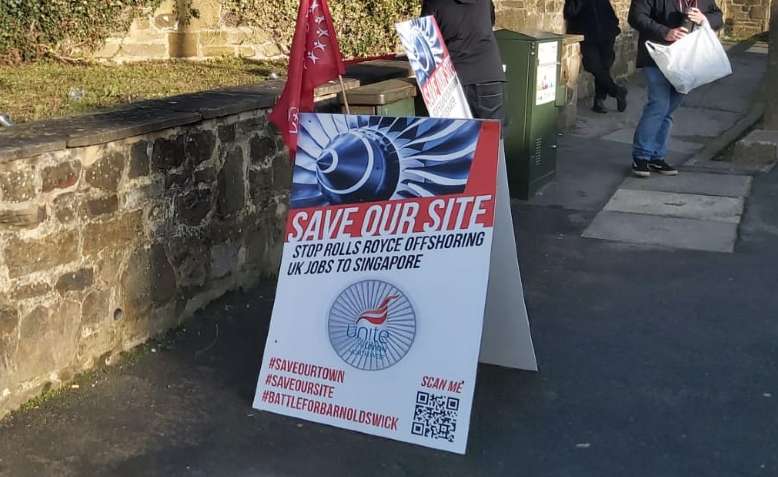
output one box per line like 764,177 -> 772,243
328,280 -> 416,371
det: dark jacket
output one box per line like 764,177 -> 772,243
564,0 -> 621,42
628,0 -> 723,68
421,0 -> 506,86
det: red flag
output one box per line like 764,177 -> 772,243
269,0 -> 346,158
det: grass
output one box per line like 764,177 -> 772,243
0,57 -> 285,123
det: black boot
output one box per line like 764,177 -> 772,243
592,97 -> 607,114
616,86 -> 628,112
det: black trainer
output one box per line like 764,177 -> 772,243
632,159 -> 651,178
592,97 -> 607,114
648,160 -> 679,176
616,86 -> 628,112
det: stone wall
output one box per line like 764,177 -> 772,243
0,59 -> 425,420
0,82 -> 293,419
494,0 -> 567,32
92,0 -> 282,62
558,36 -> 584,129
493,0 -> 771,97
493,0 -> 771,42
722,0 -> 772,38
493,0 -> 638,100
92,0 -> 771,64
0,53 -> 592,419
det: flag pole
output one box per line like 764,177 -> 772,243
338,75 -> 351,115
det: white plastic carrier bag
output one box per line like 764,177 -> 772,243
646,21 -> 732,94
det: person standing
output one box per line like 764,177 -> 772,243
421,0 -> 507,124
564,0 -> 628,113
628,0 -> 723,177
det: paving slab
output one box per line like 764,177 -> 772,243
746,42 -> 769,54
582,210 -> 739,252
571,48 -> 764,145
683,52 -> 767,114
601,128 -> 703,154
569,86 -> 646,138
521,136 -> 691,211
734,129 -> 778,166
670,107 -> 743,138
519,136 -> 632,211
604,189 -> 744,224
683,156 -> 777,175
621,172 -> 752,197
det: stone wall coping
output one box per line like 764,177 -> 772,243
563,34 -> 585,45
0,60 -> 413,163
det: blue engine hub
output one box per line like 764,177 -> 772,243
413,32 -> 436,85
316,129 -> 400,205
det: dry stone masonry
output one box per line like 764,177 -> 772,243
494,0 -> 638,100
0,84 -> 293,419
90,0 -> 769,64
0,54 -> 600,420
92,0 -> 284,62
0,60 -> 434,420
722,0 -> 772,38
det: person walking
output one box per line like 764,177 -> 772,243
564,0 -> 628,113
421,0 -> 507,124
628,0 -> 723,177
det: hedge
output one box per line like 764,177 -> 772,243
0,0 -> 166,63
0,0 -> 419,64
225,0 -> 419,58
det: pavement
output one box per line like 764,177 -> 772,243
566,42 -> 768,253
1,45 -> 777,477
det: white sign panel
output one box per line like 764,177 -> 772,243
396,16 -> 472,119
536,41 -> 558,105
254,113 -> 502,454
478,142 -> 537,370
395,17 -> 536,374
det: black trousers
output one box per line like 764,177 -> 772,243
464,82 -> 507,127
581,39 -> 619,100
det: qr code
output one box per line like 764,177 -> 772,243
411,391 -> 459,442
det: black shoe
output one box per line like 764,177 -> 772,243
616,87 -> 628,112
632,159 -> 651,178
648,159 -> 678,175
592,98 -> 607,114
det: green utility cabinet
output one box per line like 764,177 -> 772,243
495,29 -> 564,200
340,79 -> 417,116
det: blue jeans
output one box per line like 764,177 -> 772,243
632,67 -> 685,161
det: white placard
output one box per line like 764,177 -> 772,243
536,41 -> 558,105
396,16 -> 472,119
254,113 -> 503,454
254,15 -> 539,455
479,142 -> 537,370
395,16 -> 536,371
